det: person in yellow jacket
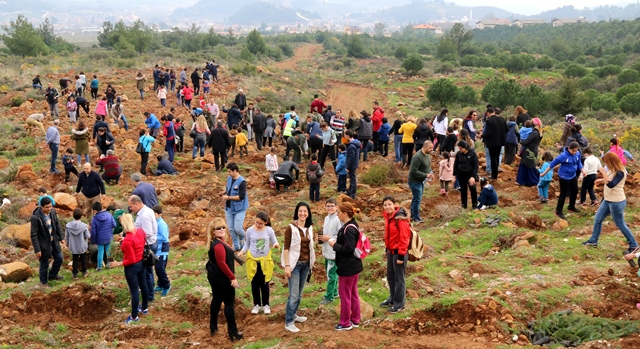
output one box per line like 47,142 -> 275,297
399,115 -> 417,167
237,211 -> 280,315
233,125 -> 249,158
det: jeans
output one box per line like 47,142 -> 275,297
38,243 -> 63,284
309,183 -> 320,202
337,174 -> 347,192
225,210 -> 246,250
323,259 -> 338,301
49,143 -> 59,172
155,255 -> 170,289
145,242 -> 158,301
348,169 -> 357,199
586,200 -> 638,249
124,261 -> 149,319
580,174 -> 597,203
166,139 -> 175,162
33,84 -> 42,90
251,262 -> 270,306
380,141 -> 389,156
556,177 -> 578,214
338,273 -> 361,327
538,180 -> 551,199
77,153 -> 90,164
408,180 -> 424,220
485,146 -> 504,174
394,135 -> 403,162
96,242 -> 110,270
192,137 -> 205,158
386,253 -> 408,309
285,261 -> 310,325
160,98 -> 166,107
359,139 -> 370,161
140,152 -> 149,175
139,89 -> 144,100
49,102 -> 59,118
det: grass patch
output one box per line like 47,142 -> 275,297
360,162 -> 403,186
243,338 -> 280,349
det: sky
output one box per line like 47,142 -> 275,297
453,0 -> 633,15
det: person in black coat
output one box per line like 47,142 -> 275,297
95,127 -> 115,156
223,104 -> 243,130
482,107 -> 508,180
453,141 -> 479,209
92,115 -> 110,140
252,108 -> 267,151
234,89 -> 247,112
328,202 -> 363,330
208,122 -> 231,171
190,68 -> 201,95
30,197 -> 65,286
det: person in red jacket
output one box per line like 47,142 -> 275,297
371,101 -> 385,154
380,196 -> 411,313
309,94 -> 327,115
110,214 -> 149,324
96,149 -> 122,184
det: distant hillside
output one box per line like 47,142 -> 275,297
533,4 -> 640,21
362,0 -> 517,24
225,2 -> 320,25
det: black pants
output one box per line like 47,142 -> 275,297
348,169 -> 357,199
436,134 -> 445,151
91,88 -> 98,100
557,176 -> 578,214
386,253 -> 408,309
284,136 -> 291,157
140,152 -> 149,175
193,83 -> 200,95
488,146 -> 502,179
458,173 -> 477,209
580,174 -> 597,203
208,278 -> 238,336
78,102 -> 90,116
213,151 -> 227,171
262,137 -> 273,148
319,144 -> 336,170
177,136 -> 184,152
65,167 -> 79,182
309,138 -> 323,156
372,132 -> 380,153
380,141 -> 389,157
251,262 -> 270,306
72,253 -> 87,276
254,133 -> 264,150
504,143 -> 517,165
274,175 -> 293,190
402,143 -> 414,166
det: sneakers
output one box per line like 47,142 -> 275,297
581,241 -> 598,247
412,218 -> 424,224
125,315 -> 139,324
285,323 -> 300,333
138,307 -> 149,315
161,286 -> 171,297
567,207 -> 581,213
49,275 -> 63,281
334,323 -> 353,331
263,305 -> 271,314
555,212 -> 567,220
320,299 -> 333,305
590,200 -> 599,206
154,286 -> 163,293
379,299 -> 393,307
388,306 -> 405,313
294,315 -> 307,323
251,305 -> 261,315
578,201 -> 586,206
351,321 -> 359,328
439,188 -> 447,196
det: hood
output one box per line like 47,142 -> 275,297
93,211 -> 113,225
362,116 -> 371,122
308,162 -> 320,171
418,123 -> 429,131
484,184 -> 495,192
66,220 -> 87,236
230,129 -> 238,136
350,139 -> 362,147
384,206 -> 410,220
72,128 -> 88,135
374,106 -> 385,114
507,121 -> 516,127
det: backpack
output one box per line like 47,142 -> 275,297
307,166 -> 323,182
408,228 -> 425,262
346,224 -> 370,259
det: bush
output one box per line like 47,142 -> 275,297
25,90 -> 44,101
279,43 -> 294,58
361,163 -> 402,186
15,147 -> 37,157
618,69 -> 640,85
394,46 -> 408,60
619,92 -> 640,115
591,93 -> 619,111
402,53 -> 424,75
231,64 -> 256,76
10,96 -> 25,107
435,62 -> 455,74
564,64 -> 588,78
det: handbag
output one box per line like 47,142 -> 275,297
189,128 -> 197,138
135,142 -> 143,154
142,244 -> 158,267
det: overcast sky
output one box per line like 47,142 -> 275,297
453,0 -> 633,15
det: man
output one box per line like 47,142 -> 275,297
190,68 -> 201,95
144,112 -> 161,138
209,60 -> 220,83
234,89 -> 247,112
208,122 -> 231,171
372,101 -> 385,154
152,65 -> 161,92
482,107 -> 508,180
26,111 -> 46,133
221,163 -> 248,251
323,105 -> 335,125
44,83 -> 60,119
45,120 -> 60,174
245,103 -> 256,141
30,196 -> 65,287
309,93 -> 327,115
75,95 -> 90,117
96,149 -> 122,183
273,156 -> 300,193
128,195 -> 158,301
330,109 -> 345,138
345,130 -> 361,199
252,107 -> 267,150
408,141 -> 434,223
76,163 -> 105,218
131,173 -> 159,208
156,154 -> 178,176
179,67 -> 188,86
92,115 -> 110,141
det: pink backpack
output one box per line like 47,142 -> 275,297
346,224 -> 370,259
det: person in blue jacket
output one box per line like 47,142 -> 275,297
91,202 -> 117,271
335,144 -> 348,193
223,104 -> 243,130
221,162 -> 249,251
138,129 -> 155,176
378,118 -> 391,157
476,178 -> 498,209
345,130 -> 361,199
153,205 -> 171,296
144,112 -> 161,138
540,142 -> 587,220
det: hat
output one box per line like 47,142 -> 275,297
565,114 -> 575,124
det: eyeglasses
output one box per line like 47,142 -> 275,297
214,226 -> 225,230
326,205 -> 336,208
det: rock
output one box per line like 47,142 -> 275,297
448,269 -> 466,286
158,190 -> 171,202
16,164 -> 37,182
203,153 -> 215,164
512,240 -> 530,249
417,86 -> 425,92
52,193 -> 78,211
189,199 -> 210,211
0,262 -> 32,283
0,158 -> 10,169
335,298 -> 374,321
201,163 -> 214,170
552,219 -> 569,230
18,202 -> 37,219
1,224 -> 31,248
186,209 -> 207,220
407,289 -> 419,299
54,184 -> 70,193
120,95 -> 129,102
515,232 -> 536,242
488,300 -> 498,310
122,139 -> 136,152
461,323 -> 475,332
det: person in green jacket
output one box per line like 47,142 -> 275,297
407,141 -> 434,223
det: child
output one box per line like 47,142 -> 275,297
157,85 -> 167,107
540,142 -> 586,219
91,202 -> 117,271
66,96 -> 77,124
306,153 -> 324,202
518,120 -> 533,156
378,117 -> 391,157
174,118 -> 185,152
441,126 -> 458,154
608,137 -> 627,165
335,144 -> 347,193
538,152 -> 554,203
229,124 -> 238,158
318,198 -> 340,305
580,147 -> 601,206
202,79 -> 210,96
439,152 -> 455,195
265,148 -> 278,188
235,125 -> 249,158
37,187 -> 55,207
66,208 -> 90,278
153,205 -> 171,296
476,178 -> 498,210
62,148 -> 79,183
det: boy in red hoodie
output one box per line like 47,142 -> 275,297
372,101 -> 385,154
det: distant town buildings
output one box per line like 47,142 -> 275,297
512,19 -> 546,28
476,17 -> 588,30
551,17 -> 587,27
476,19 -> 512,29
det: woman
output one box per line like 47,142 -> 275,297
169,70 -> 176,93
263,114 -> 277,148
71,121 -> 90,165
238,211 -> 279,315
191,114 -> 211,159
357,110 -> 373,161
95,96 -> 108,119
399,116 -> 417,167
432,108 -> 449,151
583,153 -> 638,253
205,217 -> 243,341
516,118 -> 542,186
453,140 -> 479,209
345,110 -> 360,138
282,202 -> 315,333
221,163 -> 248,252
109,214 -> 149,324
138,129 -> 155,176
458,129 -> 474,150
413,118 -> 434,152
390,114 -> 405,163
162,115 -> 176,163
110,97 -> 129,131
105,85 -> 116,109
32,75 -> 43,90
182,83 -> 194,110
515,106 -> 529,126
328,202 -> 363,330
136,72 -> 146,100
380,196 -> 411,314
462,110 -> 478,141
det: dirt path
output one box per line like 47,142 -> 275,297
274,44 -> 323,71
326,79 -> 386,115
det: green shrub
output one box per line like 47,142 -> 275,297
231,64 -> 256,76
0,165 -> 18,184
361,163 -> 402,186
25,90 -> 44,101
15,147 -> 37,157
10,96 -> 24,107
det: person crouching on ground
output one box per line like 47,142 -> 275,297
476,178 -> 498,210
